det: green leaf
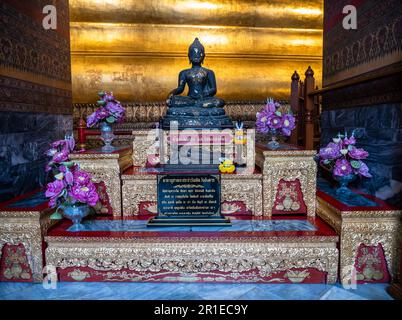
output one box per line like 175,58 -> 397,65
106,116 -> 115,123
61,161 -> 75,167
351,160 -> 361,169
50,212 -> 62,220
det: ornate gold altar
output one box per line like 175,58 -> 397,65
36,134 -> 339,284
3,134 -> 400,284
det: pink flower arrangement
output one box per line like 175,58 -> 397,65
318,131 -> 372,178
45,136 -> 99,209
86,91 -> 125,127
256,98 -> 296,137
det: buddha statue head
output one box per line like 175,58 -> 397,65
188,37 -> 205,65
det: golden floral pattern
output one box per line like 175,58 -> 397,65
0,244 -> 32,281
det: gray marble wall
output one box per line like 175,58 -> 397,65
0,112 -> 72,202
321,103 -> 402,208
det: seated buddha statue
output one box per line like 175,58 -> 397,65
161,38 -> 232,129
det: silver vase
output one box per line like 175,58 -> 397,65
100,122 -> 115,152
60,203 -> 90,232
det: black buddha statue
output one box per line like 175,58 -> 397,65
161,38 -> 233,129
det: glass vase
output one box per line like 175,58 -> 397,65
100,122 -> 115,152
267,134 -> 280,150
334,174 -> 356,196
60,203 -> 90,232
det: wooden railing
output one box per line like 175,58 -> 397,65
289,66 -> 322,150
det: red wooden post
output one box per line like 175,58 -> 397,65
290,71 -> 300,145
304,66 -> 315,150
77,117 -> 87,151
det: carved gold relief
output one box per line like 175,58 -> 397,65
45,237 -> 338,284
221,176 -> 263,216
0,209 -> 55,282
257,149 -> 317,216
122,179 -> 157,216
0,223 -> 42,282
69,150 -> 133,216
316,196 -> 402,282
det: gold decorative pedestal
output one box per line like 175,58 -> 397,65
256,143 -> 317,216
317,189 -> 402,284
0,195 -> 56,282
70,147 -> 133,216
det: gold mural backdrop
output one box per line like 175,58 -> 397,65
69,0 -> 323,103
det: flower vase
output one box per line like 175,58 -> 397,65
267,134 -> 280,150
100,122 -> 115,152
334,174 -> 356,196
60,203 -> 90,232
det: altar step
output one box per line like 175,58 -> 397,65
45,215 -> 339,284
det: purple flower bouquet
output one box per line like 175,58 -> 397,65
256,98 -> 296,149
87,91 -> 126,151
318,131 -> 372,194
87,91 -> 125,128
45,135 -> 100,230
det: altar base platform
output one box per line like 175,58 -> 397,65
45,215 -> 338,284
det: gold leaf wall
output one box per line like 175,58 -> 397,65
70,0 -> 323,103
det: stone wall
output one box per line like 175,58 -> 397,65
321,0 -> 402,207
0,0 -> 72,202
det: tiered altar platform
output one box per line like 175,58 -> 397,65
1,133 -> 400,285
45,215 -> 339,284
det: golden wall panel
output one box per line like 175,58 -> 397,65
71,23 -> 322,58
69,0 -> 323,29
71,55 -> 322,102
69,0 -> 323,103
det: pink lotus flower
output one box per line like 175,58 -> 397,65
281,114 -> 296,136
256,98 -> 295,137
87,112 -> 98,127
102,92 -> 115,102
52,149 -> 69,163
267,114 -> 282,129
265,101 -> 276,113
73,171 -> 92,186
65,171 -> 74,185
354,160 -> 372,178
333,159 -> 353,177
349,147 -> 369,159
51,139 -> 67,149
97,107 -> 110,119
319,142 -> 341,160
343,136 -> 356,145
45,180 -> 65,200
87,91 -> 125,127
69,182 -> 99,206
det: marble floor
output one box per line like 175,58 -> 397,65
66,217 -> 317,232
0,282 -> 393,300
